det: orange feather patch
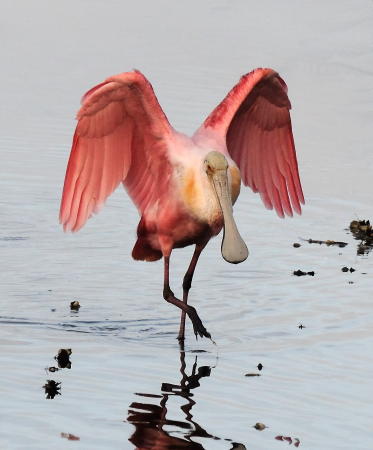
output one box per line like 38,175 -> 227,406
230,166 -> 241,204
182,169 -> 198,208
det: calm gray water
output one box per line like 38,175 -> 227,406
1,1 -> 373,449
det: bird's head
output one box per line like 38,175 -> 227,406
204,151 -> 228,175
204,151 -> 248,264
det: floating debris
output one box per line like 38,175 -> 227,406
230,444 -> 247,450
301,238 -> 347,248
298,324 -> 305,329
350,220 -> 372,234
293,270 -> 315,276
342,267 -> 355,273
257,363 -> 263,371
189,349 -> 208,353
253,422 -> 267,431
349,220 -> 373,255
275,435 -> 300,447
293,243 -> 301,248
357,242 -> 372,255
245,373 -> 261,377
70,301 -> 80,311
43,380 -> 61,399
55,349 -> 72,369
61,433 -> 80,441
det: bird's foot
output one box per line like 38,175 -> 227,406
187,306 -> 211,339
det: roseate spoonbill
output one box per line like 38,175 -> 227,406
59,68 -> 304,341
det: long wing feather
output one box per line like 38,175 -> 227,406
197,68 -> 304,217
59,70 -> 173,231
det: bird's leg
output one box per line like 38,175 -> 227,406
178,242 -> 207,342
163,253 -> 210,340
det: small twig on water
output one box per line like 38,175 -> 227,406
300,238 -> 348,248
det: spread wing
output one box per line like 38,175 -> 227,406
59,70 -> 174,231
197,68 -> 304,217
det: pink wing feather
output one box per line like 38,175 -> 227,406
59,70 -> 173,231
199,68 -> 304,217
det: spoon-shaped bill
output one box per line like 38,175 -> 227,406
212,171 -> 249,264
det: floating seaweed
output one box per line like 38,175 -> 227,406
55,349 -> 72,369
341,267 -> 355,273
43,380 -> 61,399
293,270 -> 315,276
349,220 -> 373,255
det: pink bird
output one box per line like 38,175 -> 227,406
60,68 -> 304,341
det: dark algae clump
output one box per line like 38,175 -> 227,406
55,349 -> 72,369
341,266 -> 355,273
293,270 -> 315,276
43,380 -> 61,399
349,220 -> 373,255
42,349 -> 73,399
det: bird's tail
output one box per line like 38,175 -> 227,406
132,238 -> 162,261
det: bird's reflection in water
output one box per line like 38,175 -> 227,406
127,351 -> 241,449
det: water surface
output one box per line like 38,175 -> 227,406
1,1 -> 373,448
